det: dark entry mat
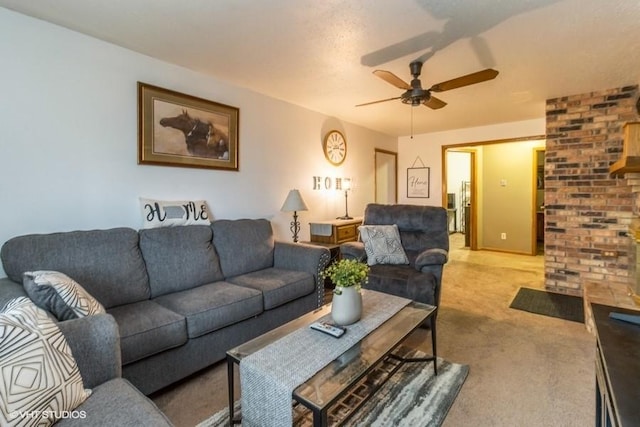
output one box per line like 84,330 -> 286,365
510,287 -> 584,323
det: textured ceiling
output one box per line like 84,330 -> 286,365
2,0 -> 639,137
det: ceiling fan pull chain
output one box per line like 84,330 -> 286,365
411,106 -> 414,139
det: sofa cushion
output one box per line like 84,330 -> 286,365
139,225 -> 224,298
1,228 -> 150,309
107,300 -> 187,365
23,270 -> 106,321
0,297 -> 91,427
365,264 -> 438,306
228,268 -> 315,310
212,219 -> 274,278
57,378 -> 173,427
153,282 -> 263,338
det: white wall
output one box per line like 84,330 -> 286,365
398,118 -> 546,207
0,8 -> 396,278
481,140 -> 545,253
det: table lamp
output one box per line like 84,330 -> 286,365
281,189 -> 308,242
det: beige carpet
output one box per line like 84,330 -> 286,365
152,234 -> 595,426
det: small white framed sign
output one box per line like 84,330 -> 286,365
407,167 -> 430,198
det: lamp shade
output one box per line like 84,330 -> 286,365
281,189 -> 308,212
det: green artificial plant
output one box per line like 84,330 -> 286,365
321,259 -> 369,294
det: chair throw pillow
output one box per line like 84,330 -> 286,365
23,271 -> 106,321
0,297 -> 91,427
140,198 -> 212,229
359,225 -> 409,266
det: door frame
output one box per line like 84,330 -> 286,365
531,147 -> 545,255
443,149 -> 477,249
374,148 -> 398,204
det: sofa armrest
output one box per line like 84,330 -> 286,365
340,241 -> 366,262
414,248 -> 448,270
0,277 -> 27,308
414,249 -> 447,308
57,313 -> 122,389
274,241 -> 331,291
274,241 -> 330,273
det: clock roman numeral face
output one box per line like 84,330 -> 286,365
324,131 -> 346,165
328,137 -> 344,160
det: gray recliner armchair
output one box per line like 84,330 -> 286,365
340,203 -> 449,309
340,204 -> 448,363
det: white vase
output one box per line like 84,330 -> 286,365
331,285 -> 363,326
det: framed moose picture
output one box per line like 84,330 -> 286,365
138,82 -> 239,171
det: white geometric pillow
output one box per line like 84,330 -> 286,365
140,198 -> 212,229
0,297 -> 91,427
23,271 -> 106,321
359,225 -> 409,266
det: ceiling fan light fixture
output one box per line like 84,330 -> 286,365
400,96 -> 422,106
401,89 -> 428,106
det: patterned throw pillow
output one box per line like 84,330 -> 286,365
140,198 -> 212,229
359,225 -> 409,266
23,271 -> 105,321
0,297 -> 91,427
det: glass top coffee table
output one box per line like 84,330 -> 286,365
226,299 -> 437,426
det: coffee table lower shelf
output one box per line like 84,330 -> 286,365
294,349 -> 435,426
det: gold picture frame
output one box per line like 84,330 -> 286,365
138,82 -> 239,171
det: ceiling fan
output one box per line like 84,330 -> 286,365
356,60 -> 499,109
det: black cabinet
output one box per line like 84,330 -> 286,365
591,303 -> 640,427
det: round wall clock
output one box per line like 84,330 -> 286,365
323,130 -> 347,166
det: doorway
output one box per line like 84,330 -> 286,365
445,150 -> 475,249
442,136 -> 546,255
375,149 -> 397,204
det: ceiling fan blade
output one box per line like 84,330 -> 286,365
373,70 -> 411,90
423,95 -> 447,110
355,96 -> 402,107
429,69 -> 499,92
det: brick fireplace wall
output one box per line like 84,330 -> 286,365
545,85 -> 639,295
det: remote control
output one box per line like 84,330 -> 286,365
310,321 -> 346,338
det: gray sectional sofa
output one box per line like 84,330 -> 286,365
0,218 -> 330,395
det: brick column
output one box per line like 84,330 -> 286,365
545,85 -> 639,294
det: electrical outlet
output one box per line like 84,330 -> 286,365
501,233 -> 507,240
